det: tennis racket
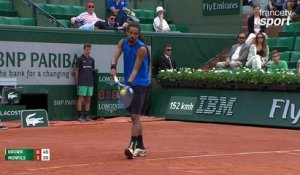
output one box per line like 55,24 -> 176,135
113,76 -> 134,109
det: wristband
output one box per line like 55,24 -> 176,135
111,64 -> 117,69
126,81 -> 132,86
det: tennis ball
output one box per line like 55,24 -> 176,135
120,89 -> 126,96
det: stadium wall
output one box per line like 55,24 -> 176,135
149,84 -> 300,129
158,0 -> 242,34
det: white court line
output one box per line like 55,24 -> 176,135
27,149 -> 300,171
27,162 -> 104,171
288,153 -> 300,156
147,149 -> 300,161
184,170 -> 203,174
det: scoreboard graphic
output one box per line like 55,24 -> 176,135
5,148 -> 50,161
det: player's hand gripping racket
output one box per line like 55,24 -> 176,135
113,76 -> 134,109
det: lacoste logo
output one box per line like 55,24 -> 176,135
8,92 -> 18,99
26,113 -> 44,126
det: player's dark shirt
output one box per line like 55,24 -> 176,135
76,54 -> 95,86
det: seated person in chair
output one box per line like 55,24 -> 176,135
246,5 -> 268,44
71,2 -> 104,28
158,44 -> 177,70
96,12 -> 128,31
216,33 -> 250,69
107,0 -> 128,26
153,6 -> 170,32
246,33 -> 270,69
269,50 -> 289,72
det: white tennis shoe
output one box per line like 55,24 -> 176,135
124,147 -> 134,159
133,148 -> 147,157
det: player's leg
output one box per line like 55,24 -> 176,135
77,96 -> 85,122
77,86 -> 87,122
130,114 -> 141,146
132,86 -> 148,157
84,86 -> 93,121
124,113 -> 140,159
84,96 -> 92,121
124,86 -> 146,159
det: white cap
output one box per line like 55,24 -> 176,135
156,6 -> 165,13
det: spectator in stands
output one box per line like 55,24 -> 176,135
246,32 -> 270,69
269,50 -> 289,71
216,33 -> 250,69
94,21 -> 107,30
71,2 -> 104,28
244,0 -> 254,6
286,0 -> 298,20
101,12 -> 128,31
296,0 -> 300,14
77,19 -> 111,30
107,0 -> 128,26
268,0 -> 284,11
251,0 -> 269,10
296,60 -> 300,72
158,44 -> 177,70
246,5 -> 267,44
153,6 -> 170,32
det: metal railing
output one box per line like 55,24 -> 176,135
23,0 -> 67,28
45,0 -> 84,6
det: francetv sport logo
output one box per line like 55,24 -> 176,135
260,9 -> 292,27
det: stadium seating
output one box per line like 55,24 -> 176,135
282,22 -> 300,32
287,51 -> 300,68
0,0 -> 18,17
43,4 -> 85,20
46,0 -> 80,6
278,51 -> 290,61
294,37 -> 300,51
0,16 -> 35,26
290,51 -> 300,62
57,19 -> 70,27
279,22 -> 300,37
0,0 -> 188,31
0,0 -> 36,26
175,24 -> 188,33
140,23 -> 154,32
132,9 -> 155,24
276,37 -> 295,51
266,37 -> 277,47
169,24 -> 176,31
132,8 -> 188,33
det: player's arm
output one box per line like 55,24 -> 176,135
74,58 -> 81,85
110,39 -> 124,77
74,68 -> 79,85
127,46 -> 147,83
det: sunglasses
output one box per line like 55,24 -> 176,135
166,49 -> 172,51
87,6 -> 94,8
109,17 -> 116,20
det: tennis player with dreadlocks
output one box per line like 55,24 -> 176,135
110,22 -> 150,159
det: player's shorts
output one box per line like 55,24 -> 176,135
78,86 -> 93,96
126,86 -> 149,115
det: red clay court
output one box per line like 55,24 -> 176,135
1,116 -> 300,175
